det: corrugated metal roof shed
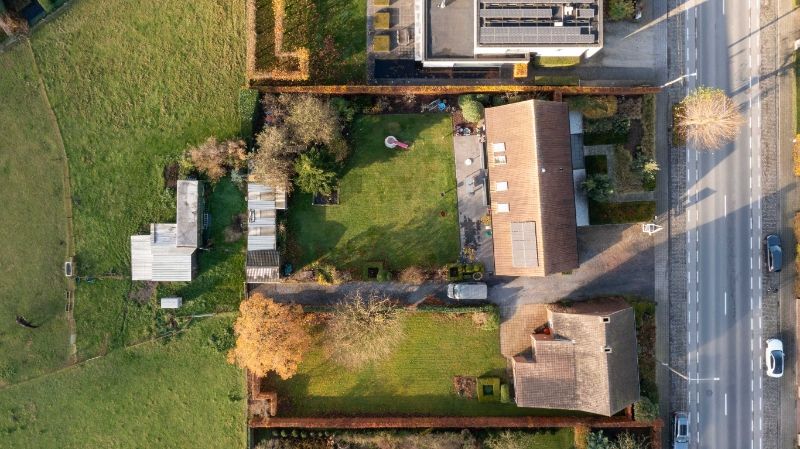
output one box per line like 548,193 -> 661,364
160,297 -> 183,309
131,235 -> 153,280
176,180 -> 200,248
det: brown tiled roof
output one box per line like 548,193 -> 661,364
484,100 -> 578,277
512,298 -> 640,416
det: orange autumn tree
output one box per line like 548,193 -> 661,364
227,294 -> 310,379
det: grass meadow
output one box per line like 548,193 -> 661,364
0,317 -> 245,449
0,42 -> 69,384
29,0 -> 246,275
288,114 -> 461,273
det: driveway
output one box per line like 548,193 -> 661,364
490,224 -> 655,313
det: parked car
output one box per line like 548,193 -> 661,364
765,338 -> 784,378
765,234 -> 782,272
447,282 -> 488,300
673,412 -> 689,449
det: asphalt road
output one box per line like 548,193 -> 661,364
683,0 -> 766,447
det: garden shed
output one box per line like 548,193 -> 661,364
131,180 -> 203,282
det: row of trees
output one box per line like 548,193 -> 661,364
227,291 -> 405,378
181,94 -> 348,196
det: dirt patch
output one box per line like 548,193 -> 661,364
163,162 -> 179,190
624,119 -> 644,154
471,312 -> 490,328
224,213 -> 246,243
419,295 -> 446,307
128,281 -> 157,305
453,376 -> 477,399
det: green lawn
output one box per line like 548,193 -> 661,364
271,311 -> 560,417
0,317 -> 245,449
0,42 -> 69,384
534,55 -> 581,67
288,114 -> 461,273
29,0 -> 245,275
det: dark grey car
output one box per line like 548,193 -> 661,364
765,234 -> 782,272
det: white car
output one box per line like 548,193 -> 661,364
765,338 -> 784,378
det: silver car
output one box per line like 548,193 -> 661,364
765,338 -> 784,378
673,412 -> 689,449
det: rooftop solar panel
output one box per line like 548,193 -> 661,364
479,26 -> 596,44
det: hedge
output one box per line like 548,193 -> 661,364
415,303 -> 497,314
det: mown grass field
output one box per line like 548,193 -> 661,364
288,114 -> 461,273
0,42 -> 69,384
272,311 -> 564,417
29,0 -> 246,275
0,317 -> 245,449
20,0 -> 248,359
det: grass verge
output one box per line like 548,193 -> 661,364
588,200 -> 656,225
0,42 -> 69,384
0,316 -> 245,449
270,311 -> 568,416
288,114 -> 460,274
534,55 -> 581,67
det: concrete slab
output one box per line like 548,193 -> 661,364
428,0 -> 475,58
573,169 -> 589,227
453,135 -> 495,273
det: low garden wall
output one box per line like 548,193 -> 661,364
250,416 -> 660,429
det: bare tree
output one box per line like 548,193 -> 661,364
675,87 -> 744,150
250,126 -> 302,191
325,290 -> 406,369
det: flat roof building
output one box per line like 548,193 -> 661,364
415,0 -> 602,67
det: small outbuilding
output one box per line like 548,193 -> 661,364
160,297 -> 183,309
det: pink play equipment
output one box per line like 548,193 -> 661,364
384,135 -> 409,150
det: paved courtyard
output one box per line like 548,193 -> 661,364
453,135 -> 494,273
490,224 -> 655,311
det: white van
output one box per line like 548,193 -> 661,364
447,282 -> 488,300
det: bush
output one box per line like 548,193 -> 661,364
585,116 -> 630,135
251,126 -> 301,192
582,174 -> 615,201
634,396 -> 659,422
640,94 -> 656,158
587,431 -> 612,449
330,97 -> 357,124
499,383 -> 510,403
325,137 -> 351,164
238,89 -> 260,139
398,266 -> 426,284
325,290 -> 406,369
458,95 -> 485,122
282,94 -> 341,146
294,149 -> 337,196
793,135 -> 800,176
633,153 -> 659,191
608,0 -> 635,20
568,95 -> 618,119
187,137 -> 247,183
